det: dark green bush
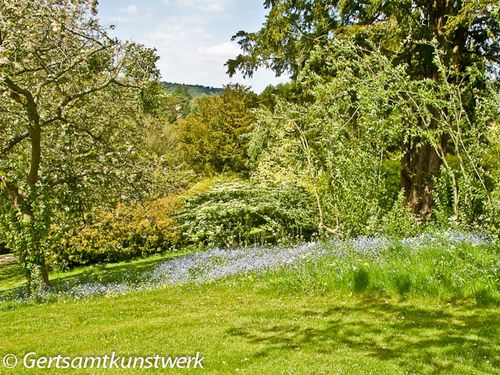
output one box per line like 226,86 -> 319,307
0,241 -> 9,255
177,178 -> 318,248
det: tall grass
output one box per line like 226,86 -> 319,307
262,240 -> 499,304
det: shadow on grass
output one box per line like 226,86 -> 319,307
0,252 -> 185,298
52,256 -> 172,285
0,257 -> 24,293
0,261 -> 22,281
226,298 -> 500,373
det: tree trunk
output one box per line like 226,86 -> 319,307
2,77 -> 51,292
400,4 -> 450,221
19,202 -> 51,293
400,137 -> 442,220
24,123 -> 51,292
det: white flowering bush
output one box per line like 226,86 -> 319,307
176,178 -> 318,248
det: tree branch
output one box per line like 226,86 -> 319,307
0,176 -> 25,210
1,131 -> 29,157
3,77 -> 42,185
50,69 -> 122,118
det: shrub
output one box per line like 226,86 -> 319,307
177,178 -> 318,248
51,196 -> 182,268
380,192 -> 422,238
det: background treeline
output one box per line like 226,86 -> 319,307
162,82 -> 223,97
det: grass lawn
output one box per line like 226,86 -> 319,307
0,240 -> 499,374
0,278 -> 498,373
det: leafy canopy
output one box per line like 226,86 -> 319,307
0,0 -> 159,291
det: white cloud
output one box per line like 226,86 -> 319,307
162,0 -> 226,13
197,41 -> 240,59
99,0 -> 288,92
119,4 -> 139,15
147,16 -> 208,47
203,1 -> 225,13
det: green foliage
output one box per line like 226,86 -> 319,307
177,178 -> 317,248
0,0 -> 159,291
0,241 -> 9,255
140,81 -> 195,125
251,41 -> 407,236
174,85 -> 257,176
52,197 -> 182,268
251,40 -> 498,236
227,1 -> 340,78
229,0 -> 499,222
428,82 -> 499,234
228,0 -> 499,82
258,82 -> 306,111
380,192 -> 422,238
380,158 -> 401,209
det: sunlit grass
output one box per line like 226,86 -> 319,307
261,241 -> 499,304
0,282 -> 498,374
0,238 -> 498,373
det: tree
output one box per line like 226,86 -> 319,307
174,85 -> 257,176
227,0 -> 499,219
251,40 -> 497,235
0,0 -> 159,292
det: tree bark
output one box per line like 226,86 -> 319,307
25,110 -> 50,291
3,77 -> 50,292
400,3 -> 453,221
401,137 -> 442,220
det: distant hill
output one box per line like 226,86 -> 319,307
162,82 -> 223,97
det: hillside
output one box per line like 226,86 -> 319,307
162,82 -> 223,97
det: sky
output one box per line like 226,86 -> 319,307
98,0 -> 290,93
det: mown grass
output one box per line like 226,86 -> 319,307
0,240 -> 498,373
0,282 -> 498,374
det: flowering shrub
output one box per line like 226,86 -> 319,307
51,196 -> 182,268
176,178 -> 318,247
